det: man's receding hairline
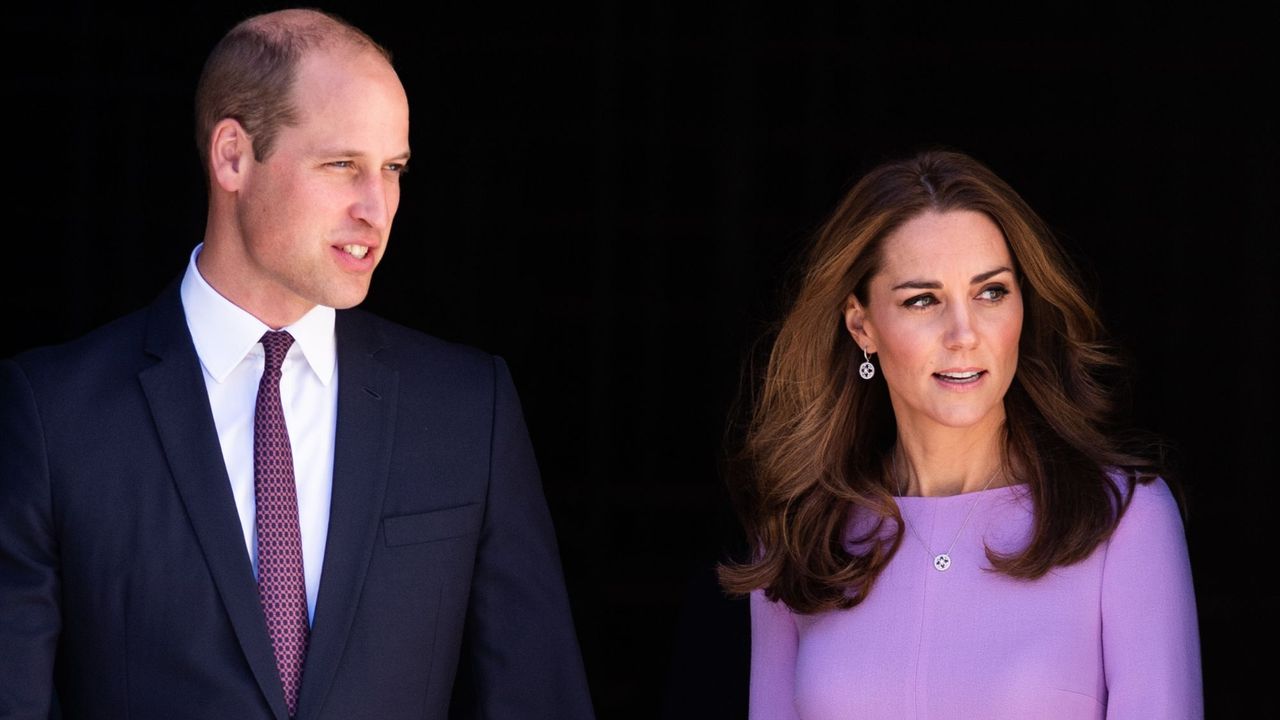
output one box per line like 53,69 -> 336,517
194,8 -> 393,168
235,8 -> 390,61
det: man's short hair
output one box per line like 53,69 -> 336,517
194,9 -> 391,165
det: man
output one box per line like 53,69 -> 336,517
0,9 -> 593,719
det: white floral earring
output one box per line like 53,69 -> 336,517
858,349 -> 876,380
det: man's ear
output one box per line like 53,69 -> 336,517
209,119 -> 253,193
842,293 -> 876,353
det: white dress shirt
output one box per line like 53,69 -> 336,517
180,244 -> 337,624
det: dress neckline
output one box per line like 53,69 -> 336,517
893,482 -> 1028,505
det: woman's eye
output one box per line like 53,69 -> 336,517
903,294 -> 937,308
978,285 -> 1009,301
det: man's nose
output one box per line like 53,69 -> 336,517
352,172 -> 391,229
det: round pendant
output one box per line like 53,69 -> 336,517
933,554 -> 952,572
858,361 -> 875,380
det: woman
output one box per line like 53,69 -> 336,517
720,150 -> 1201,719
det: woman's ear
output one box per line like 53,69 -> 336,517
843,293 -> 875,353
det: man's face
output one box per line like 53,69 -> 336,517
233,47 -> 410,321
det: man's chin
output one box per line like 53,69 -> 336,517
329,296 -> 369,311
324,285 -> 373,311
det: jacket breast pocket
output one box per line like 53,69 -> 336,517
382,503 -> 483,547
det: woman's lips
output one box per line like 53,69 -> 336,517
933,370 -> 987,389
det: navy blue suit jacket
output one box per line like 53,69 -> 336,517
0,282 -> 594,719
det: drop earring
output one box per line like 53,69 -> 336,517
858,349 -> 875,380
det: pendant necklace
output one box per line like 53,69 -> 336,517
894,453 -> 1000,572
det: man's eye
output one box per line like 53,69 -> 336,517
385,163 -> 408,175
328,161 -> 354,169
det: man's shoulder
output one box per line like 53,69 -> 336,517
8,275 -> 186,376
7,304 -> 153,386
338,308 -> 498,377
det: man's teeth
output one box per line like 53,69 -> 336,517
938,371 -> 981,381
342,244 -> 369,259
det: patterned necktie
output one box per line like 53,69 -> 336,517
255,330 -> 309,717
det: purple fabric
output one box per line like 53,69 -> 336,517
254,330 -> 309,717
750,479 -> 1202,719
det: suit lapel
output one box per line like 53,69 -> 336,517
137,284 -> 290,720
297,311 -> 398,718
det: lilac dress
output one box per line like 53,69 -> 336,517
750,480 -> 1202,719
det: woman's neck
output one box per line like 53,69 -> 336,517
893,421 -> 1007,497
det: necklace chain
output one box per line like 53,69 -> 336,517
893,451 -> 1000,572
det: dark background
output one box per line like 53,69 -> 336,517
7,2 -> 1276,717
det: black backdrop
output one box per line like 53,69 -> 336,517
7,2 -> 1276,717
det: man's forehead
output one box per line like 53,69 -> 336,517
274,49 -> 409,158
289,49 -> 405,113
295,46 -> 397,93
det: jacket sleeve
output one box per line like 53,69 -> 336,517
749,589 -> 801,720
1101,478 -> 1203,719
450,356 -> 594,719
0,359 -> 60,719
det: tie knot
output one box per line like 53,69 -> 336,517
260,331 -> 295,374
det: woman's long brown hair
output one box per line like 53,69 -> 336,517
719,150 -> 1159,614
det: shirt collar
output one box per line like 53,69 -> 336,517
179,244 -> 337,386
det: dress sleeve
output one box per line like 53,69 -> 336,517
749,588 -> 801,720
1101,478 -> 1203,719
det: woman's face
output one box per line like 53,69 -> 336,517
844,209 -> 1023,438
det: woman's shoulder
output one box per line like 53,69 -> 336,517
1106,471 -> 1188,549
1106,469 -> 1178,509
1097,471 -> 1197,635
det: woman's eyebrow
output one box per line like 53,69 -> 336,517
889,266 -> 1012,291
